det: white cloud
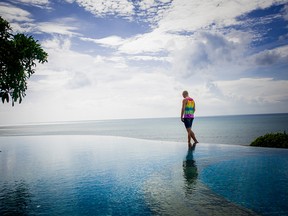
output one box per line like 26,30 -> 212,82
117,29 -> 184,54
213,78 -> 288,104
135,0 -> 172,24
17,0 -> 49,4
157,0 -> 286,33
36,21 -> 80,36
138,0 -> 155,10
13,0 -> 50,8
0,3 -> 78,36
0,2 -> 32,22
282,3 -> 288,20
65,0 -> 173,24
250,45 -> 288,66
81,35 -> 125,47
168,31 -> 250,79
81,29 -> 181,55
69,0 -> 134,18
127,55 -> 170,62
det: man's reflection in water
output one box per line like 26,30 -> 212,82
183,143 -> 198,194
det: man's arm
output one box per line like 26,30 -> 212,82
181,99 -> 186,121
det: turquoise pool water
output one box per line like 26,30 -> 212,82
0,136 -> 287,215
201,155 -> 288,216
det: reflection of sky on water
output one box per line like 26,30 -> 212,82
0,136 -> 182,215
0,136 -> 287,215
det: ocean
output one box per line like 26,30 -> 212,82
1,113 -> 287,145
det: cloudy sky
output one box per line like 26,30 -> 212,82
0,0 -> 288,124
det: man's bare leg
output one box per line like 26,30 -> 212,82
187,128 -> 198,145
191,130 -> 198,144
186,128 -> 193,147
187,129 -> 192,147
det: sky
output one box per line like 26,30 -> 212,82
0,0 -> 288,124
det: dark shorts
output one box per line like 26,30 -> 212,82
183,118 -> 194,129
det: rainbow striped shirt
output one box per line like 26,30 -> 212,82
184,97 -> 195,118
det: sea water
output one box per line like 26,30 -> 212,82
0,113 -> 288,145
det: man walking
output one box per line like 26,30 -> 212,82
181,90 -> 199,147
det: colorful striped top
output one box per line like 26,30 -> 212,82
184,97 -> 195,118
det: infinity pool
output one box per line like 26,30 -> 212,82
0,136 -> 287,215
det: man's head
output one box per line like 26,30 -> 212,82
182,90 -> 189,98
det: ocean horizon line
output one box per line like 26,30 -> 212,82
1,113 -> 287,147
1,112 -> 287,127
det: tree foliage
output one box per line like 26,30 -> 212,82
250,132 -> 288,148
0,16 -> 48,105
